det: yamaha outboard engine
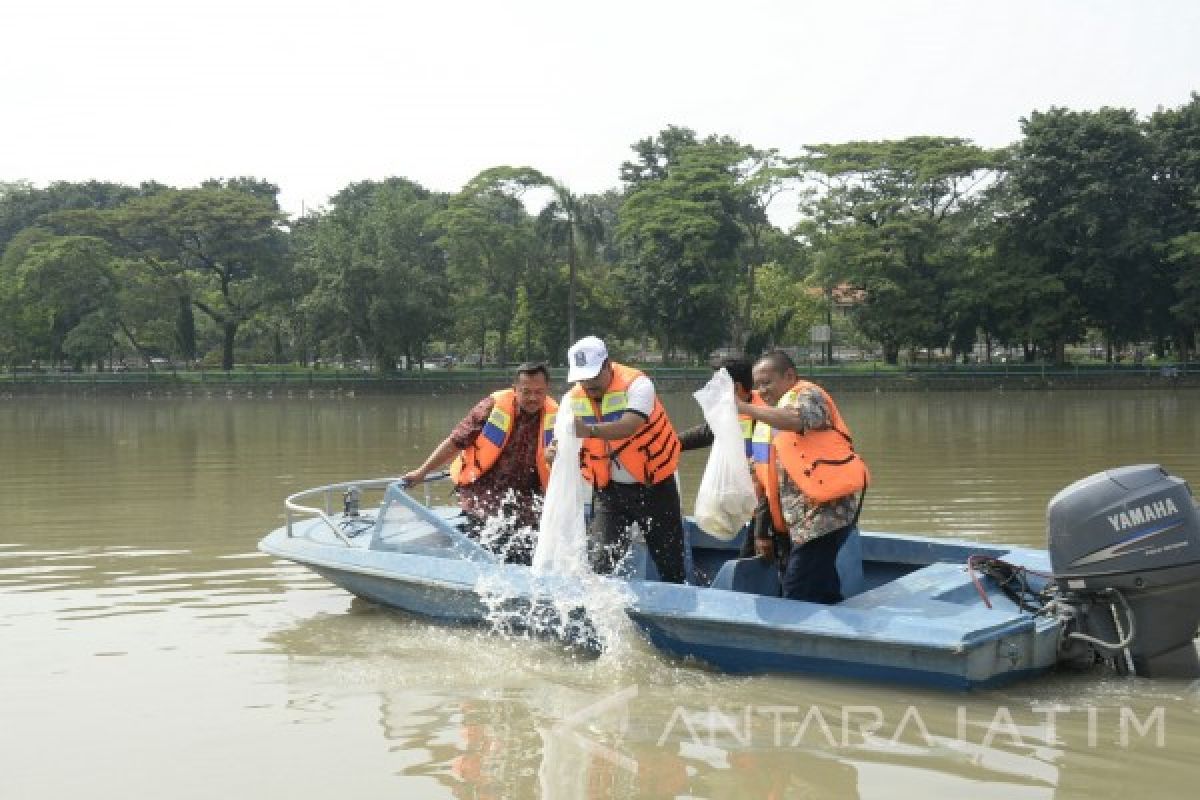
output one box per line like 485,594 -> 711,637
1048,465 -> 1200,677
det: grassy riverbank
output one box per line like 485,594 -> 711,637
2,361 -> 1196,395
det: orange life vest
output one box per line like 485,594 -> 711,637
451,389 -> 557,490
751,380 -> 869,531
569,362 -> 681,488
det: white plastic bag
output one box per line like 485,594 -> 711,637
692,368 -> 758,539
531,389 -> 591,577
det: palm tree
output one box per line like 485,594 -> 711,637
539,181 -> 603,344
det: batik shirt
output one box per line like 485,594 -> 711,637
775,384 -> 861,544
450,396 -> 544,528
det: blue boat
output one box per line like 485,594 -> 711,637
258,466 -> 1200,689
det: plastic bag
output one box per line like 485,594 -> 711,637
531,389 -> 591,577
692,368 -> 758,539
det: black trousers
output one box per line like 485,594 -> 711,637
781,524 -> 852,604
589,479 -> 686,583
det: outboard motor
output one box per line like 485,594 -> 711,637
1047,465 -> 1200,677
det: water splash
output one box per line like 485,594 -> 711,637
473,390 -> 635,656
470,493 -> 540,565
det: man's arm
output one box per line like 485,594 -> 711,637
402,436 -> 460,483
574,410 -> 646,441
677,422 -> 716,451
737,386 -> 833,433
736,399 -> 805,432
402,396 -> 492,482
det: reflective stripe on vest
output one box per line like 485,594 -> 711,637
742,390 -> 766,460
571,392 -> 629,424
739,415 -> 754,458
569,362 -> 680,488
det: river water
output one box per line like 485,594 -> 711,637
3,390 -> 1200,798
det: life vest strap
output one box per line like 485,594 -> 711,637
804,454 -> 859,474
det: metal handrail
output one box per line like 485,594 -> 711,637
284,471 -> 451,546
285,477 -> 399,545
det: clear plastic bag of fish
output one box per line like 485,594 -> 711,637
692,368 -> 758,539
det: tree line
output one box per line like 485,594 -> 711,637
2,94 -> 1197,372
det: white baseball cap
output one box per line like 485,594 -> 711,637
567,336 -> 608,382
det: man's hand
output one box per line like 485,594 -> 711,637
754,535 -> 776,563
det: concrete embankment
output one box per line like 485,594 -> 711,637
2,367 -> 1196,397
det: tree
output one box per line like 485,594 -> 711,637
297,179 -> 449,370
745,261 -> 823,354
1166,233 -> 1200,360
535,180 -> 604,346
795,137 -> 1001,364
618,132 -> 747,361
619,125 -> 703,187
730,148 -> 794,349
439,167 -> 544,367
1147,94 -> 1200,359
1004,108 -> 1157,361
0,180 -> 153,257
99,185 -> 291,370
0,233 -> 120,367
0,180 -> 157,366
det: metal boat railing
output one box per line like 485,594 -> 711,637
284,477 -> 400,545
284,472 -> 450,546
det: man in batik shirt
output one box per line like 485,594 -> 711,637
737,351 -> 867,602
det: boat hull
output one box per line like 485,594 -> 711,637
260,515 -> 1063,689
624,587 -> 1058,690
260,522 -> 603,647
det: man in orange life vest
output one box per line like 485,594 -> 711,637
402,362 -> 557,565
567,336 -> 687,583
736,350 -> 868,603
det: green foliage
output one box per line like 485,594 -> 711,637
301,178 -> 449,371
0,180 -> 152,257
795,137 -> 1001,363
1,234 -> 118,365
535,179 -> 607,348
438,167 -> 548,367
98,184 -> 291,369
5,98 -> 1200,370
1167,232 -> 1200,329
1004,107 -> 1159,360
618,131 -> 749,361
1147,93 -> 1200,356
747,261 -> 823,347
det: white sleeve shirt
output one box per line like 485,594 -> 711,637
609,375 -> 656,484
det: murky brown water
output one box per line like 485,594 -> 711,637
3,390 -> 1200,798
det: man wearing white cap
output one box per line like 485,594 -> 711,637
566,336 -> 686,583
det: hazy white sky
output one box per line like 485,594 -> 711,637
3,0 -> 1197,218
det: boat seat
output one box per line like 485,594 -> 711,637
710,527 -> 863,599
711,557 -> 781,596
839,561 -> 974,611
835,526 -> 865,598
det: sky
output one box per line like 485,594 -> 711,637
3,0 -> 1198,221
